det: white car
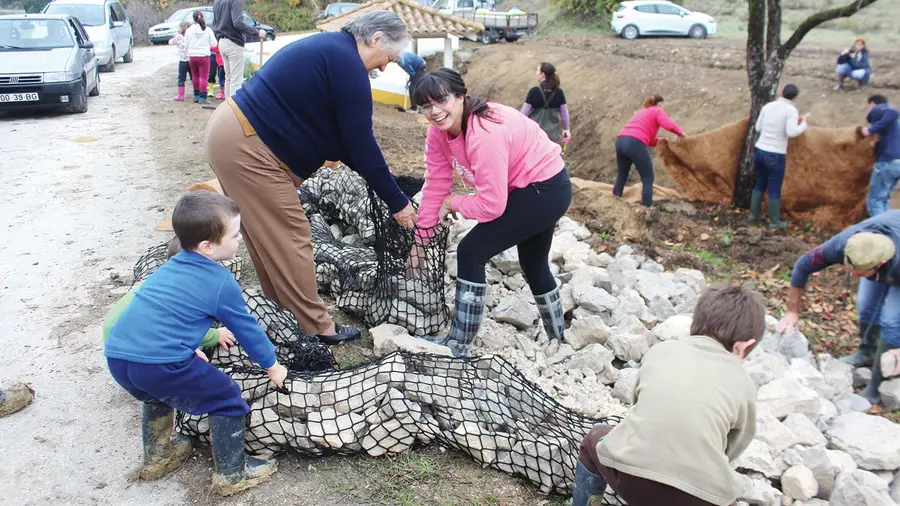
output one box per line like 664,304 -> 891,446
611,0 -> 716,40
42,0 -> 133,72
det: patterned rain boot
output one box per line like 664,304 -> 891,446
422,279 -> 487,357
535,286 -> 566,341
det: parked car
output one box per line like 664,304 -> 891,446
149,6 -> 275,45
42,0 -> 132,72
0,14 -> 100,114
611,0 -> 716,40
316,3 -> 360,19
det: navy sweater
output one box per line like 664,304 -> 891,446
867,103 -> 900,163
791,210 -> 900,289
233,31 -> 409,213
104,251 -> 277,368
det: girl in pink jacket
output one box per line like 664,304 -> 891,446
613,95 -> 685,208
412,69 -> 571,356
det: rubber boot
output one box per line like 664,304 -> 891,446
840,323 -> 879,367
215,89 -> 225,100
173,86 -> 185,102
210,415 -> 277,496
860,338 -> 898,405
0,383 -> 34,417
749,190 -> 763,222
767,199 -> 788,229
535,286 -> 565,341
198,91 -> 210,104
571,460 -> 607,506
135,402 -> 193,480
207,82 -> 215,97
193,90 -> 199,103
422,279 -> 487,357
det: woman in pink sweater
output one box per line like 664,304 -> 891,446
613,95 -> 685,208
412,69 -> 571,356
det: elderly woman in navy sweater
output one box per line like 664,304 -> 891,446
204,11 -> 416,344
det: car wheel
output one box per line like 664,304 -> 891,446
89,68 -> 100,97
480,31 -> 493,44
71,77 -> 88,113
689,24 -> 707,39
265,33 -> 274,41
505,34 -> 519,43
622,25 -> 639,40
123,41 -> 134,63
102,47 -> 116,72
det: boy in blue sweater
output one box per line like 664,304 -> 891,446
104,190 -> 287,496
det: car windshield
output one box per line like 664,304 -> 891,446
0,19 -> 74,49
44,4 -> 105,26
165,9 -> 191,23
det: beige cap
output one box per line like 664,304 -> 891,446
845,232 -> 896,270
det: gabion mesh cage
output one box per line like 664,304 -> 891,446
298,166 -> 451,336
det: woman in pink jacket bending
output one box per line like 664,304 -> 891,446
412,69 -> 572,357
613,95 -> 685,208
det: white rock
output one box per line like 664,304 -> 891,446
608,258 -> 638,290
492,248 -> 521,274
879,378 -> 900,410
826,449 -> 858,476
371,324 -> 453,357
736,471 -> 784,505
834,393 -> 872,414
853,367 -> 872,388
760,324 -> 810,360
799,445 -> 836,499
503,273 -> 526,291
733,439 -> 788,478
610,289 -> 648,325
612,368 -> 640,405
640,259 -> 664,273
789,358 -> 834,400
566,344 -> 616,381
590,251 -> 614,268
890,470 -> 900,503
783,414 -> 828,447
514,334 -> 536,360
793,500 -> 829,506
566,315 -> 611,350
593,269 -> 613,292
491,296 -> 538,330
616,245 -> 634,257
745,351 -> 790,388
816,354 -> 854,400
652,314 -> 693,341
783,465 -> 819,501
673,268 -> 706,291
635,270 -> 677,302
568,266 -> 607,287
812,399 -> 839,432
827,412 -> 900,470
559,284 -> 577,314
756,414 -> 798,452
757,377 -> 821,418
572,285 -> 619,314
546,344 -> 576,366
606,333 -> 650,362
830,469 -> 895,506
647,294 -> 676,320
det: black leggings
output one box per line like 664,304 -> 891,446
457,169 -> 572,295
613,135 -> 654,207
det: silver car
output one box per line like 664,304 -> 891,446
43,0 -> 133,72
0,14 -> 100,114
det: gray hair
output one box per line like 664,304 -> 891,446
341,10 -> 409,47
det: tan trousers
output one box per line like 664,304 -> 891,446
203,99 -> 332,335
218,38 -> 245,100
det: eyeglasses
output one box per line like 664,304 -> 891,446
420,95 -> 453,113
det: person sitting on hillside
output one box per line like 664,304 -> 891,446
572,285 -> 762,506
520,62 -> 570,147
612,95 -> 685,210
834,38 -> 871,90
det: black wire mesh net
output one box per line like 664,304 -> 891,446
298,165 -> 451,336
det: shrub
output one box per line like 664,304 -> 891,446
123,0 -> 173,45
550,0 -> 619,18
247,1 -> 316,32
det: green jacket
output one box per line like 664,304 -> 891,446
102,283 -> 220,348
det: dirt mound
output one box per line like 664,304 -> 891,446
657,119 -> 877,229
567,181 -> 650,243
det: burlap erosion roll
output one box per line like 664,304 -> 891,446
657,119 -> 878,230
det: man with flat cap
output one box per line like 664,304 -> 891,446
777,210 -> 900,405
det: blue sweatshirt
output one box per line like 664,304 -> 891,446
397,51 -> 425,78
791,210 -> 900,289
104,251 -> 277,368
867,103 -> 900,163
233,30 -> 410,213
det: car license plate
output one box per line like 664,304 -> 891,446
0,92 -> 40,103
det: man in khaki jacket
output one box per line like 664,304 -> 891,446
571,285 -> 763,506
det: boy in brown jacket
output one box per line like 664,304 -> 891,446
572,285 -> 764,506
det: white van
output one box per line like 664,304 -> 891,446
43,0 -> 133,72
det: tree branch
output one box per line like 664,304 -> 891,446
779,0 -> 879,59
765,0 -> 782,61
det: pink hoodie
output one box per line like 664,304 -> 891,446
617,106 -> 685,147
416,102 -> 565,236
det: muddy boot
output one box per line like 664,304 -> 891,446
173,86 -> 185,102
840,323 -> 879,367
134,402 -> 193,480
860,338 -> 897,405
749,190 -> 763,222
422,279 -> 487,357
210,414 -> 277,496
571,460 -> 607,506
535,287 -> 565,341
767,199 -> 788,229
0,383 -> 34,417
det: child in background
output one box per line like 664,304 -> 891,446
185,10 -> 217,104
572,285 -> 763,506
168,22 -> 192,102
104,191 -> 287,495
102,237 -> 237,353
212,44 -> 225,100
